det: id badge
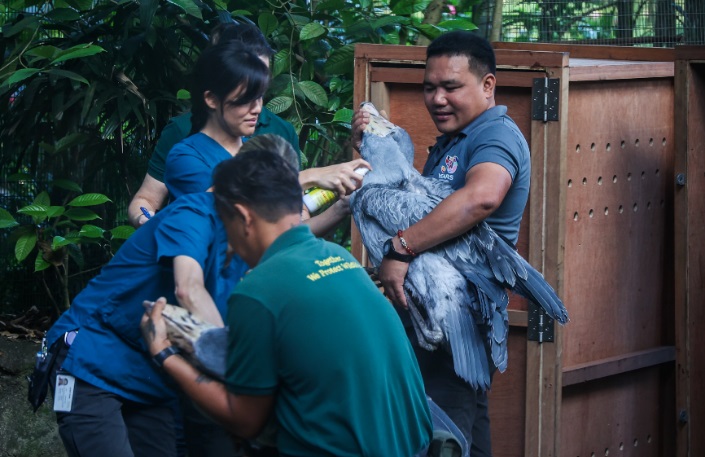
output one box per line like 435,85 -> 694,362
53,373 -> 76,412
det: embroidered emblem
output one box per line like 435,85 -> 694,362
444,155 -> 459,174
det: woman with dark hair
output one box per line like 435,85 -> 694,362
165,41 -> 270,200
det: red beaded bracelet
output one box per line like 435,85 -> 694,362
397,230 -> 417,256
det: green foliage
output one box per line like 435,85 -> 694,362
0,0 -> 474,311
0,177 -> 134,313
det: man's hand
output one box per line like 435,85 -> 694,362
379,258 -> 410,308
299,159 -> 371,196
351,107 -> 388,151
141,297 -> 172,357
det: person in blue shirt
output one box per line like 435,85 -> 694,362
128,21 -> 369,229
43,191 -> 244,457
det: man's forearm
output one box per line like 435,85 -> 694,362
163,355 -> 234,424
402,162 -> 512,253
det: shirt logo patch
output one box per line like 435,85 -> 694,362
444,155 -> 459,174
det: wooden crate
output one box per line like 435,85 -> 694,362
353,43 -> 686,457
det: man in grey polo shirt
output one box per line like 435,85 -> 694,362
353,31 -> 531,456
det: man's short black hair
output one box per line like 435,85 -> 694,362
427,31 -> 496,78
213,145 -> 302,223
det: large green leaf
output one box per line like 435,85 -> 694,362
3,68 -> 41,87
392,0 -> 432,15
300,22 -> 326,41
34,252 -> 51,272
53,179 -> 83,193
64,208 -> 101,221
52,235 -> 76,249
17,204 -> 49,218
46,69 -> 90,85
0,208 -> 18,229
46,8 -> 82,21
25,46 -> 60,61
258,12 -> 278,37
68,194 -> 112,207
372,15 -> 409,29
272,49 -> 291,78
110,225 -> 136,240
46,206 -> 66,219
323,44 -> 354,75
1,15 -> 39,38
296,81 -> 328,107
332,108 -> 354,123
79,225 -> 105,238
266,96 -> 294,114
33,191 -> 51,206
166,0 -> 203,19
15,232 -> 37,262
437,19 -> 478,31
51,45 -> 105,65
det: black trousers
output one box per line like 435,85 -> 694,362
50,345 -> 177,457
407,327 -> 493,457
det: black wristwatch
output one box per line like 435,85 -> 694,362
383,238 -> 414,263
152,346 -> 180,368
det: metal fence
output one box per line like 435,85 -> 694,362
499,0 -> 705,46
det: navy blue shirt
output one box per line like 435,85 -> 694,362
422,106 -> 530,245
47,192 -> 247,403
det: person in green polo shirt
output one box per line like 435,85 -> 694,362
141,138 -> 433,457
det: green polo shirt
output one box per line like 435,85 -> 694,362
147,108 -> 300,182
225,226 -> 432,457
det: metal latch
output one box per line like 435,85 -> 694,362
528,301 -> 555,342
531,77 -> 560,122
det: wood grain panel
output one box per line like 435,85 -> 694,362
561,367 -> 667,457
562,78 -> 675,367
488,328 -> 528,457
493,42 -> 675,62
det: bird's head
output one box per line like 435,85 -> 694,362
357,102 -> 416,187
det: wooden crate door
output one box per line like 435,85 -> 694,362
560,76 -> 676,457
674,53 -> 705,457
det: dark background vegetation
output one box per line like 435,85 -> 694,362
0,0 -> 703,325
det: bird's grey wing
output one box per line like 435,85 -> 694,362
406,253 -> 492,390
468,224 -> 569,324
193,327 -> 228,382
350,184 -> 441,266
436,221 -> 567,324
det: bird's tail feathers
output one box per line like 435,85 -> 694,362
446,302 -> 492,391
512,267 -> 569,324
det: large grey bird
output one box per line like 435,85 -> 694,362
350,102 -> 568,390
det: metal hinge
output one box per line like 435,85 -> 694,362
531,77 -> 560,122
527,301 -> 555,342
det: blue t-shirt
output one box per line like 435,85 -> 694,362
46,193 -> 247,403
164,133 -> 232,201
422,106 -> 531,245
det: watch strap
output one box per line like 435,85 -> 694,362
383,238 -> 414,263
152,346 -> 179,368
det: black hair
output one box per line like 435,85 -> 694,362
190,41 -> 270,134
209,21 -> 275,58
427,31 -> 496,78
213,146 -> 302,223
